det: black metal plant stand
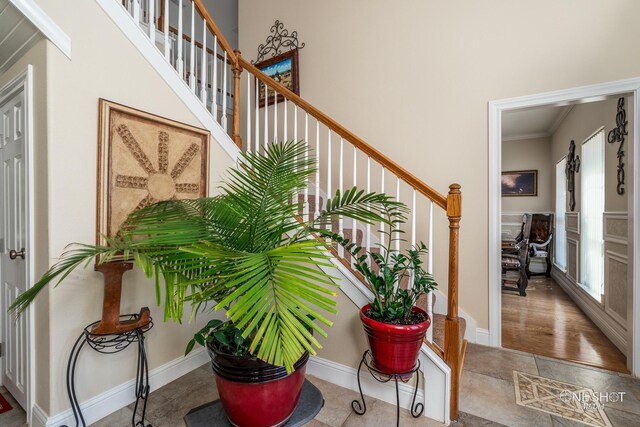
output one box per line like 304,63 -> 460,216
62,314 -> 153,427
351,350 -> 424,427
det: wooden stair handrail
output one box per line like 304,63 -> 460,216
192,0 -> 237,65
238,56 -> 448,210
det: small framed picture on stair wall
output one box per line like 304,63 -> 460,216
255,49 -> 300,108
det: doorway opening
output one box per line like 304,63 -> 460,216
489,78 -> 640,376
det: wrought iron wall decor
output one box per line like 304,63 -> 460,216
566,140 -> 580,212
607,97 -> 628,195
253,20 -> 305,64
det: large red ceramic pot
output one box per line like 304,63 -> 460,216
360,304 -> 431,374
208,342 -> 308,427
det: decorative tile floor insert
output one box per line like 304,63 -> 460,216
513,371 -> 612,427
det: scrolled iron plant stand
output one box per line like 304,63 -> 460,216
62,314 -> 154,427
351,350 -> 424,427
62,262 -> 154,427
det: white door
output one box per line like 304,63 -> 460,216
0,87 -> 28,410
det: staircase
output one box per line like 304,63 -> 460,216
107,0 -> 467,422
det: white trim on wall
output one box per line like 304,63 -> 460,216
9,0 -> 72,59
488,77 -> 640,376
566,237 -> 580,284
552,267 -> 627,355
604,212 -> 629,245
566,212 -> 580,235
30,348 -> 210,427
604,250 -> 629,328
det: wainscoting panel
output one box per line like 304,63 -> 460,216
566,212 -> 580,235
603,212 -> 628,245
605,250 -> 628,328
566,238 -> 579,283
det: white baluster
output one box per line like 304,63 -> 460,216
366,157 -> 371,261
338,138 -> 344,258
222,50 -> 228,131
284,98 -> 288,142
293,106 -> 298,142
148,0 -> 155,39
426,200 -> 434,342
246,73 -> 251,153
212,37 -> 218,115
133,0 -> 140,23
380,167 -> 385,255
254,76 -> 259,152
352,146 -> 358,262
177,0 -> 183,76
315,121 -> 320,219
304,113 -> 309,222
274,91 -> 278,142
163,0 -> 169,60
189,1 -> 195,90
395,177 -> 401,254
327,132 -> 332,200
264,83 -> 268,147
200,18 -> 207,103
410,189 -> 417,320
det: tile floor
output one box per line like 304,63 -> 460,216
3,344 -> 640,426
0,386 -> 26,427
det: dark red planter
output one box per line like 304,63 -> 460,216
360,304 -> 431,374
208,342 -> 308,427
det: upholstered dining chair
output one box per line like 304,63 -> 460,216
527,213 -> 554,278
502,214 -> 532,296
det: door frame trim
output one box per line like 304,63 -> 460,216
0,65 -> 35,422
488,77 -> 640,376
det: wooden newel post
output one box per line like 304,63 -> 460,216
91,262 -> 151,335
232,50 -> 243,149
444,183 -> 462,421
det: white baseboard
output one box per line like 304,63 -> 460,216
475,328 -> 490,346
31,348 -> 209,427
552,268 -> 627,355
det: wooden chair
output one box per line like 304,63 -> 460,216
502,214 -> 532,296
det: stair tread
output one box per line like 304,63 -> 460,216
430,313 -> 466,353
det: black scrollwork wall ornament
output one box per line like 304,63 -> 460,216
253,20 -> 305,64
566,140 -> 580,211
607,97 -> 628,195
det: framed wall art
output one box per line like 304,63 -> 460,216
97,99 -> 210,246
501,170 -> 538,197
255,49 -> 299,107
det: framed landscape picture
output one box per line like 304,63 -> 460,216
255,49 -> 299,107
97,99 -> 210,246
502,170 -> 538,196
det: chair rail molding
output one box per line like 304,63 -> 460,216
565,212 -> 580,235
488,77 -> 640,377
604,212 -> 629,245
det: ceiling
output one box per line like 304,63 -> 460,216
0,0 -> 44,75
502,104 -> 573,142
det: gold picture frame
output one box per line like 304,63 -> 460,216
97,99 -> 210,246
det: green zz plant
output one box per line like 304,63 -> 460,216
326,232 -> 438,324
11,140 -> 405,372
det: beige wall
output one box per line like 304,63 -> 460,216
13,0 -> 236,416
502,137 -> 552,213
0,37 -> 51,413
239,0 -> 640,337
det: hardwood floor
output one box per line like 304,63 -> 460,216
502,276 -> 629,373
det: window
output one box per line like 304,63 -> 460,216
580,129 -> 605,302
555,158 -> 567,270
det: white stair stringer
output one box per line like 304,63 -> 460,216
318,255 -> 452,425
95,0 -> 239,162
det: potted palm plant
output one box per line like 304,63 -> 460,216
328,231 -> 437,374
11,141 -> 403,426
